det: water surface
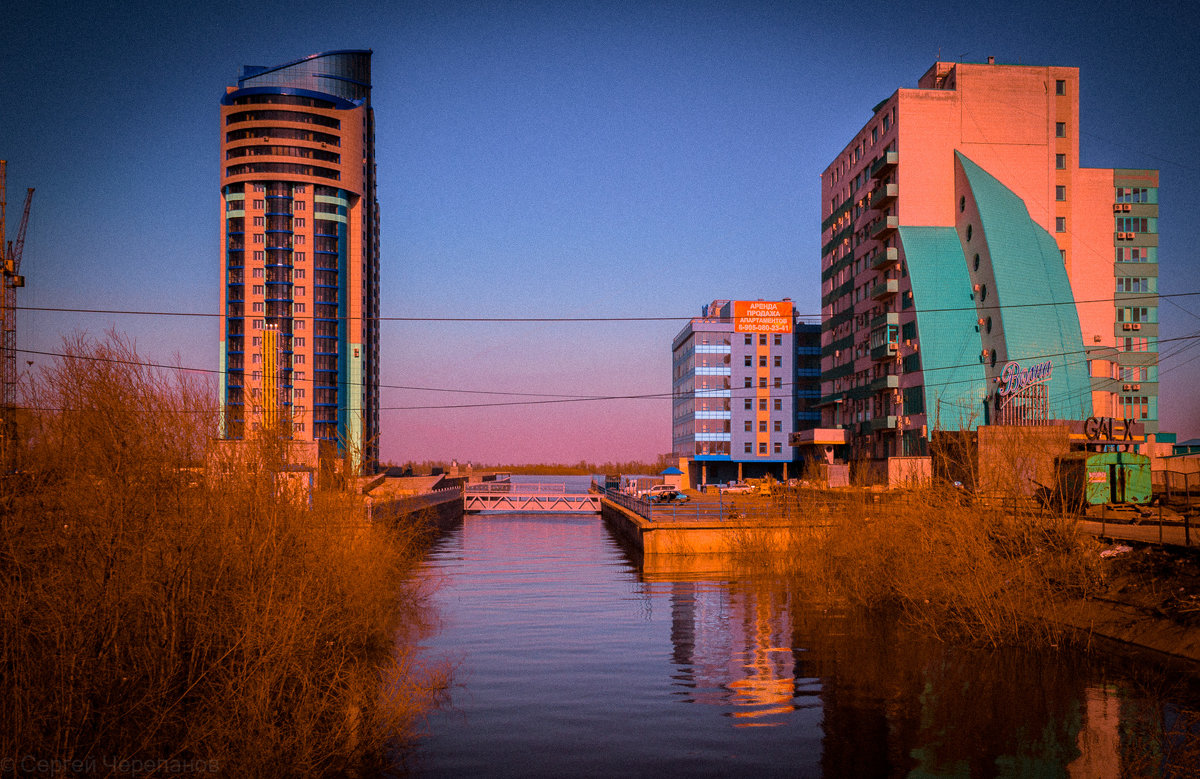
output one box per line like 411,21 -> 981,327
405,510 -> 1199,777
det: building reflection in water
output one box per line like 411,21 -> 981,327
645,555 -> 1199,774
666,579 -> 818,728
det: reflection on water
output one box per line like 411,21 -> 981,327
405,513 -> 1200,777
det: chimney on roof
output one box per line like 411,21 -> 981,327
987,56 -> 995,65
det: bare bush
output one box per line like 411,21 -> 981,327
0,333 -> 440,775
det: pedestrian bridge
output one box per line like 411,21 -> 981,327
464,482 -> 601,514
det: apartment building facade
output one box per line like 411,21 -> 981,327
218,50 -> 380,471
819,59 -> 1159,460
672,300 -> 820,484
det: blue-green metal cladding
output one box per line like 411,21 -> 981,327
897,227 -> 988,429
956,152 -> 1091,420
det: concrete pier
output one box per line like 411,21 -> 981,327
600,496 -> 797,555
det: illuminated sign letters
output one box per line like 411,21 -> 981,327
997,360 -> 1053,396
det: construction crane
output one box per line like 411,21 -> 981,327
1,160 -> 34,468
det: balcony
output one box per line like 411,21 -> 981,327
869,151 -> 898,179
870,246 -> 899,270
870,342 -> 898,361
870,311 -> 899,330
870,182 -> 898,210
864,415 -> 899,432
871,279 -> 899,300
869,215 -> 899,240
869,374 -> 900,393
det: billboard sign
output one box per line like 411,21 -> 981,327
733,300 -> 793,333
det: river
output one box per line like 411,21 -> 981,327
400,485 -> 1200,777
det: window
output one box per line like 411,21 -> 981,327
252,284 -> 263,295
253,251 -> 264,262
1055,154 -> 1066,170
294,251 -> 306,262
759,355 -> 767,367
744,377 -> 753,388
744,399 -> 752,410
1117,217 -> 1152,234
294,268 -> 305,279
1116,277 -> 1152,293
744,355 -> 752,367
294,200 -> 305,210
253,233 -> 264,244
966,224 -> 973,241
759,399 -> 767,411
253,199 -> 264,209
773,420 -> 782,433
294,217 -> 306,228
294,371 -> 305,381
252,267 -> 264,278
759,335 -> 767,346
759,377 -> 767,388
252,319 -> 263,329
1055,122 -> 1066,138
774,398 -> 782,411
253,184 -> 265,192
294,337 -> 305,347
252,302 -> 264,312
1055,79 -> 1066,95
294,302 -> 306,313
1117,247 -> 1150,262
773,334 -> 782,346
774,442 -> 782,454
294,319 -> 305,330
251,336 -> 261,346
759,421 -> 767,433
1055,217 -> 1066,233
253,216 -> 264,226
745,442 -> 753,454
296,286 -> 306,297
745,335 -> 753,345
872,127 -> 878,144
774,377 -> 782,388
1116,187 -> 1153,204
773,355 -> 782,368
294,235 -> 305,245
294,354 -> 305,364
1118,395 -> 1151,420
744,421 -> 753,432
1117,306 -> 1154,323
294,387 -> 305,398
758,442 -> 767,455
252,354 -> 261,364
294,185 -> 306,194
1056,185 -> 1066,201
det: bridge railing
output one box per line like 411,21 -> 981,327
465,482 -> 568,494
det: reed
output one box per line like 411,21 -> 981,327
766,481 -> 1106,648
0,333 -> 442,775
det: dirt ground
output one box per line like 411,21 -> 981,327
1058,542 -> 1200,671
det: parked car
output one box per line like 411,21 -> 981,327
645,484 -> 682,500
720,481 -> 756,494
649,487 -> 689,503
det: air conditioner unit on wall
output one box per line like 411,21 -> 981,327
1132,323 -> 1142,330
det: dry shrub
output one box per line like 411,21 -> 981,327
786,483 -> 1105,647
0,333 -> 441,775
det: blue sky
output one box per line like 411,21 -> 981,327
4,0 -> 1198,464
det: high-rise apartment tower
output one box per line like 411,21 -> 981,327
819,60 -> 1158,460
218,50 -> 380,471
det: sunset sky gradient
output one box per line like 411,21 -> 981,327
4,0 -> 1198,464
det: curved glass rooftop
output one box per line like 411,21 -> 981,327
224,50 -> 371,106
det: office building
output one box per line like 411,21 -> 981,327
672,300 -> 820,485
819,59 -> 1159,461
218,50 -> 380,472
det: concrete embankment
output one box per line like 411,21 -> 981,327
368,488 -> 463,532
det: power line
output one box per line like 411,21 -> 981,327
14,290 -> 1200,322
